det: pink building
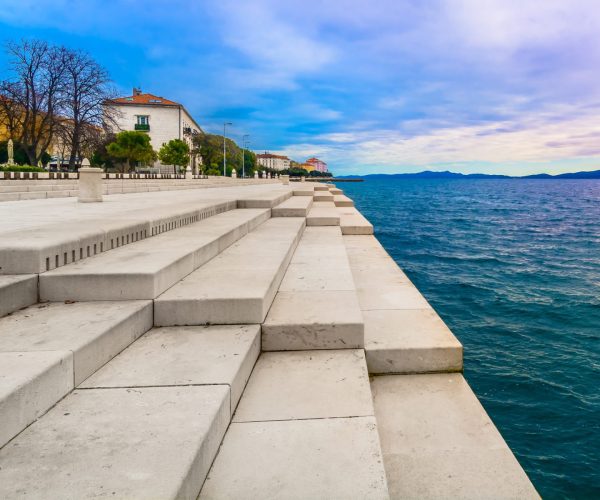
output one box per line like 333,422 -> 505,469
305,157 -> 327,173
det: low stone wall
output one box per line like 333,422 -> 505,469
0,176 -> 281,202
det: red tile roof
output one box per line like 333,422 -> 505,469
257,153 -> 290,160
110,93 -> 180,106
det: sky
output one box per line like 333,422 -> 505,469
1,0 -> 600,175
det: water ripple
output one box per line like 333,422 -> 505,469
342,178 -> 600,499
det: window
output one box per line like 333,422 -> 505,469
136,115 -> 149,125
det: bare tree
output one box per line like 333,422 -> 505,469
0,86 -> 23,139
61,49 -> 117,168
0,40 -> 67,165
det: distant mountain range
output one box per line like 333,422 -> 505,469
337,169 -> 600,179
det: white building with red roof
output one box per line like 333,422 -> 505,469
106,88 -> 203,172
256,152 -> 291,171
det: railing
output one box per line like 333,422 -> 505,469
134,123 -> 150,131
0,171 -> 189,180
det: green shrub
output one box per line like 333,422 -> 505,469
0,164 -> 46,172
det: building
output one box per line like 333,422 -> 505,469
301,162 -> 315,172
105,88 -> 203,172
256,152 -> 291,171
305,157 -> 327,173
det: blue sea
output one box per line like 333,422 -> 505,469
341,178 -> 600,499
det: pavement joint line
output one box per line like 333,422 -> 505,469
76,382 -> 232,390
230,414 -> 376,424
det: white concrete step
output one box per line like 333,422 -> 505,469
338,206 -> 374,234
0,351 -> 72,448
0,300 -> 152,447
333,194 -> 354,207
200,350 -> 389,499
344,235 -> 462,374
272,195 -> 313,217
0,386 -> 230,499
329,187 -> 343,195
306,201 -> 340,226
262,227 -> 364,351
0,275 -> 37,318
39,209 -> 270,301
81,324 -> 261,413
313,184 -> 330,191
292,186 -> 314,196
0,198 -> 237,274
313,191 -> 334,202
154,217 -> 305,326
236,188 -> 291,208
371,374 -> 539,499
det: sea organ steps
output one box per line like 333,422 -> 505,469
39,208 -> 271,301
0,182 -> 539,498
0,190 -> 294,496
154,217 -> 306,326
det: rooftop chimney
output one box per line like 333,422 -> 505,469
133,87 -> 142,96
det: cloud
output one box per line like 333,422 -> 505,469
2,0 -> 600,174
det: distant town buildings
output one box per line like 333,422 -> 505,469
256,152 -> 291,171
256,152 -> 329,174
105,88 -> 203,172
305,157 -> 327,173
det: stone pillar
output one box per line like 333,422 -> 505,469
254,171 -> 259,179
301,176 -> 306,183
78,158 -> 103,203
186,165 -> 193,180
281,175 -> 290,185
232,169 -> 237,179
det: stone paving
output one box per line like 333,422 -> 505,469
0,180 -> 539,499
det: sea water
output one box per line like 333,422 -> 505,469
341,178 -> 600,499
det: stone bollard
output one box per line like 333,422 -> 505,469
282,174 -> 290,185
254,171 -> 259,179
301,176 -> 305,183
78,158 -> 103,203
186,165 -> 193,180
232,169 -> 237,179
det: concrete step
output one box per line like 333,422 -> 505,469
333,194 -> 354,207
0,275 -> 37,318
306,201 -> 340,226
0,198 -> 238,274
313,192 -> 334,202
0,351 -> 72,448
272,195 -> 313,217
262,227 -> 364,351
338,206 -> 374,234
292,186 -> 314,196
236,188 -> 291,208
313,184 -> 329,191
371,374 -> 539,499
81,324 -> 260,415
39,209 -> 270,301
344,235 -> 462,374
154,217 -> 305,326
0,300 -> 152,447
329,187 -> 343,195
200,349 -> 389,499
0,386 -> 230,499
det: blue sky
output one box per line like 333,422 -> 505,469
1,0 -> 600,175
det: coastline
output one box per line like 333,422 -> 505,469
0,180 -> 538,498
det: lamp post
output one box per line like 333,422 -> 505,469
242,134 -> 249,178
223,122 -> 232,176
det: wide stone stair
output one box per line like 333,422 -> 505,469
0,182 -> 539,499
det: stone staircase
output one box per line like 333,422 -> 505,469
0,182 -> 539,499
0,176 -> 280,202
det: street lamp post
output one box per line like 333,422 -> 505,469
223,122 -> 232,176
242,134 -> 249,178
